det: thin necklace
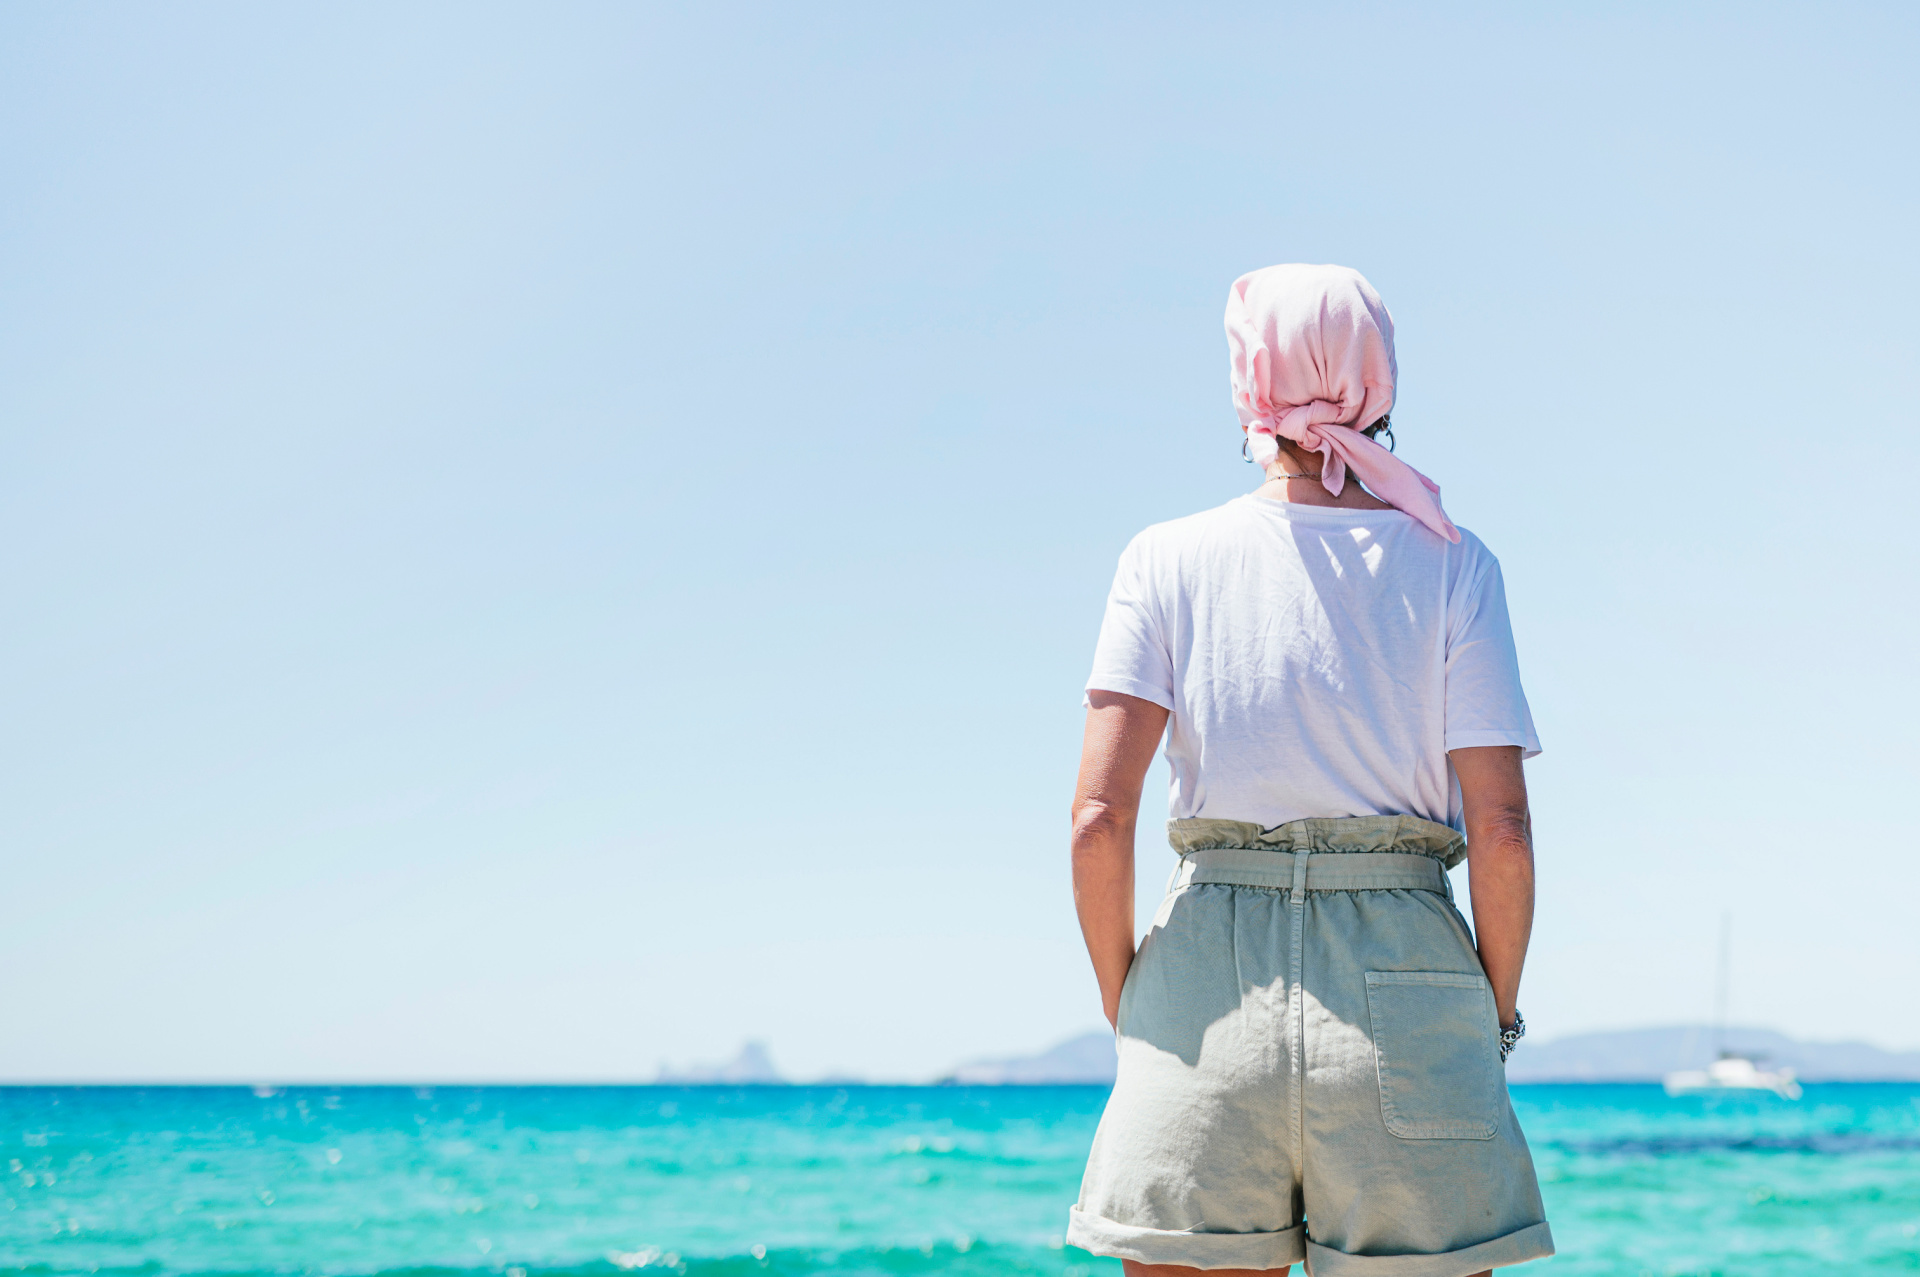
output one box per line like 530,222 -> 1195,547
1268,471 -> 1322,482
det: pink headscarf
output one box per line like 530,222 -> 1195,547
1226,264 -> 1458,543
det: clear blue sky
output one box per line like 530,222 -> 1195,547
3,3 -> 1916,1082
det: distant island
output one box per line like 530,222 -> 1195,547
937,1032 -> 1118,1085
657,1027 -> 1920,1086
943,1025 -> 1920,1085
1504,1026 -> 1920,1083
654,1041 -> 787,1085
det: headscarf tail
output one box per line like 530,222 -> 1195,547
1225,264 -> 1459,543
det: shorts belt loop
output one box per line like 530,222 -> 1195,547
1287,849 -> 1309,1185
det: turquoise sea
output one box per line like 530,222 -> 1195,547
3,1084 -> 1917,1277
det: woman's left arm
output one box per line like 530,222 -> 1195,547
1071,690 -> 1171,1029
1450,744 -> 1535,1031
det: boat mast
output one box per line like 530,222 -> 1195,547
1713,912 -> 1731,1058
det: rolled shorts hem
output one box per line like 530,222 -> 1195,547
1305,1221 -> 1555,1277
1068,1206 -> 1308,1270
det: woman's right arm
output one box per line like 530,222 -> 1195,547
1071,690 -> 1171,1029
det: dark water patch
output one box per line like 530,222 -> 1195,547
679,1240 -> 1106,1276
1551,1131 -> 1920,1157
0,1239 -> 1113,1277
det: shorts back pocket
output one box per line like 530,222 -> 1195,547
1364,970 -> 1500,1140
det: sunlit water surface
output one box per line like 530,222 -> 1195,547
3,1084 -> 1917,1276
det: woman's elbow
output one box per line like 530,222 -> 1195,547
1471,807 -> 1534,869
1070,799 -> 1132,848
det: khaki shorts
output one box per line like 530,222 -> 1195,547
1068,816 -> 1554,1276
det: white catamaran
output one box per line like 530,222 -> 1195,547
1662,914 -> 1801,1099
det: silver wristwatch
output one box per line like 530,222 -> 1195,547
1498,1009 -> 1526,1063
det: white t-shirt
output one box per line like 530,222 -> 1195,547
1086,494 -> 1540,831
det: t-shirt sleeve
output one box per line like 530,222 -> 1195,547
1084,535 -> 1176,710
1444,554 -> 1542,758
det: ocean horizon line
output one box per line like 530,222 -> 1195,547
5,1078 -> 1919,1090
13,1021 -> 1919,1090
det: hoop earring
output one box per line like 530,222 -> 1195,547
1376,414 -> 1396,452
1242,437 -> 1255,464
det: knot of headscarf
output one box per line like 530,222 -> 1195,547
1226,264 -> 1459,543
